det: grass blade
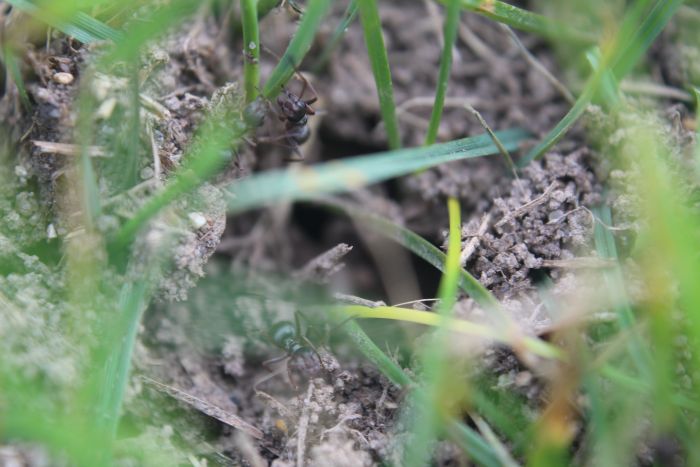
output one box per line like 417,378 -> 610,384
1,46 -> 30,110
226,129 -> 528,214
241,0 -> 261,103
519,0 -> 682,166
425,0 -> 461,146
262,0 -> 334,98
341,319 -> 501,467
312,0 -> 359,73
6,0 -> 122,43
312,196 -> 498,309
592,205 -> 650,377
436,0 -> 594,44
112,122 -> 244,251
315,196 -> 562,361
357,0 -> 401,149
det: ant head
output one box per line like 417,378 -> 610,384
278,89 -> 309,122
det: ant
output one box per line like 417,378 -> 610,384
254,310 -> 329,393
244,71 -> 319,160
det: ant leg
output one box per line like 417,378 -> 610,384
296,72 -> 319,104
261,44 -> 318,103
328,314 -> 359,340
262,353 -> 289,372
254,356 -> 289,393
294,310 -> 329,373
254,135 -> 305,161
301,334 -> 328,374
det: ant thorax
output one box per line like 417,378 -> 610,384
246,76 -> 318,159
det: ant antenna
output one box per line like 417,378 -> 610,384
261,45 -> 319,102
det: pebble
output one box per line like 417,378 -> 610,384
52,72 -> 74,85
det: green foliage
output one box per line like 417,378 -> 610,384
357,0 -> 401,149
2,0 -> 700,466
425,0 -> 461,146
519,0 -> 683,166
261,0 -> 334,98
226,129 -> 528,214
240,0 -> 261,102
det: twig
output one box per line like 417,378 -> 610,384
32,141 -> 106,157
460,213 -> 491,266
147,121 -> 162,185
501,24 -> 575,104
333,293 -> 386,308
465,105 -> 524,195
141,376 -> 264,439
541,257 -> 615,269
620,80 -> 692,102
297,381 -> 315,467
495,181 -> 558,229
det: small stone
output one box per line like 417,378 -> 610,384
52,72 -> 74,85
188,212 -> 207,229
95,97 -> 117,120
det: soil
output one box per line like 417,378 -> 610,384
0,0 -> 694,465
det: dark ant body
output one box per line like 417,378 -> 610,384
244,74 -> 318,159
277,84 -> 316,148
254,311 -> 328,392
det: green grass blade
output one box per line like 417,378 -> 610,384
5,0 -> 122,43
341,319 -> 501,467
404,197 -> 462,467
312,0 -> 359,73
585,47 -> 620,107
425,0 -> 461,146
592,205 -> 650,377
357,0 -> 401,149
519,0 -> 680,166
311,196 -> 499,309
106,0 -> 199,63
226,129 -> 528,214
1,46 -> 31,110
241,0 -> 261,103
95,281 -> 149,458
112,124 -> 243,251
436,0 -> 594,44
261,0 -> 334,98
612,0 -> 685,80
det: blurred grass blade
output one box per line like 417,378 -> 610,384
694,88 -> 700,168
6,0 -> 122,42
341,319 -> 501,467
1,46 -> 30,109
425,0 -> 461,146
585,48 -> 619,107
310,196 -> 499,308
357,0 -> 401,149
405,197 -> 468,466
241,0 -> 261,103
312,0 -> 359,72
519,0 -> 682,166
106,0 -> 199,63
96,281 -> 149,451
113,123 -> 243,251
592,205 -> 649,377
262,0 -> 334,98
436,0 -> 594,44
227,129 -> 528,214
612,0 -> 685,80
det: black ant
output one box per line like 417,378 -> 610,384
253,310 -> 329,393
244,73 -> 319,160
